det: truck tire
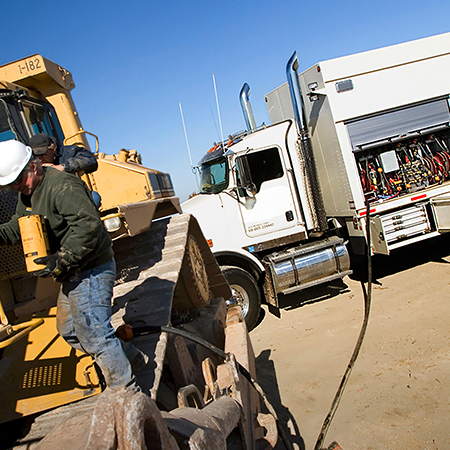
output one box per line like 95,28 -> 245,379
221,266 -> 261,331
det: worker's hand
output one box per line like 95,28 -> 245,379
34,253 -> 67,279
116,324 -> 134,341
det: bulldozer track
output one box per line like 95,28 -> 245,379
111,213 -> 230,397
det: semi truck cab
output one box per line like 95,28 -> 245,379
183,119 -> 351,330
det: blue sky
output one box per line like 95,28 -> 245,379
2,0 -> 450,201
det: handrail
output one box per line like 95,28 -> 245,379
63,129 -> 99,154
0,318 -> 44,349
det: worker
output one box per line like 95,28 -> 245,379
28,133 -> 98,175
0,140 -> 135,390
29,133 -> 101,207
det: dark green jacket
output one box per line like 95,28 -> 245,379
0,167 -> 113,279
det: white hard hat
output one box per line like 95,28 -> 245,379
0,140 -> 32,185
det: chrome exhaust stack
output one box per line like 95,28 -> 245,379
239,83 -> 257,132
286,52 -> 308,133
286,52 -> 328,233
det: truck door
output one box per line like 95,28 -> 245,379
235,146 -> 299,238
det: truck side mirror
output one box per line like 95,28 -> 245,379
236,156 -> 257,196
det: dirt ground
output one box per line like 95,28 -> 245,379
250,232 -> 450,450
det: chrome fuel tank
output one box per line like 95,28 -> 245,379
264,236 -> 351,295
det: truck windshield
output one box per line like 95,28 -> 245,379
198,158 -> 228,194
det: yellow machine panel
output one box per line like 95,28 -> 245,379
90,158 -> 175,212
0,307 -> 100,424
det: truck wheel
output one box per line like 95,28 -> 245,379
221,266 -> 261,331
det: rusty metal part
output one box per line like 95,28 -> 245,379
218,353 -> 255,448
162,395 -> 242,450
202,357 -> 220,402
326,442 -> 344,450
262,260 -> 278,307
34,389 -> 249,450
224,305 -> 262,448
177,384 -> 204,408
126,305 -> 278,449
166,334 -> 203,391
256,413 -> 278,449
35,388 -> 180,450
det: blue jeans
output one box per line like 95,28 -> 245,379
57,258 -> 134,389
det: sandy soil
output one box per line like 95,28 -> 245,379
251,232 -> 450,450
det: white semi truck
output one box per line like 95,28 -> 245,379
182,32 -> 450,330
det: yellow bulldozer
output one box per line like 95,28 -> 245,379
0,55 -> 278,449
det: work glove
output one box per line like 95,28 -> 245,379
34,253 -> 68,279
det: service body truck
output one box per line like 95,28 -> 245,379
182,32 -> 450,330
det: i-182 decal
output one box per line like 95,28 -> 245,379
17,57 -> 42,75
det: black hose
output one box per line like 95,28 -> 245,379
131,202 -> 374,450
313,201 -> 373,450
131,323 -> 294,450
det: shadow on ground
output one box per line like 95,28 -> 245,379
351,231 -> 450,283
255,349 -> 305,450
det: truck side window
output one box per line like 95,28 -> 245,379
236,147 -> 284,195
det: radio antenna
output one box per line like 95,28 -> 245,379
209,102 -> 221,141
212,73 -> 225,145
179,103 -> 200,189
179,102 -> 194,169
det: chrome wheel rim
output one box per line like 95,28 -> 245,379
230,284 -> 249,317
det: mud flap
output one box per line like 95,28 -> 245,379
369,216 -> 389,255
431,195 -> 450,232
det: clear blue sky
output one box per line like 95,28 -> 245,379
2,0 -> 449,201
